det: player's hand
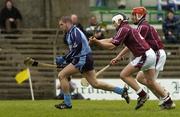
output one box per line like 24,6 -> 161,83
56,56 -> 65,65
89,36 -> 97,45
110,58 -> 119,65
110,56 -> 124,65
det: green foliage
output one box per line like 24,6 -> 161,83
0,100 -> 179,117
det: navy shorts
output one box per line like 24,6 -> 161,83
71,53 -> 94,73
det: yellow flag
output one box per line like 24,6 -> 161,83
15,68 -> 30,84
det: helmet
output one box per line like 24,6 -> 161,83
132,7 -> 147,17
112,13 -> 127,24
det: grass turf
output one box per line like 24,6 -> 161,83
0,100 -> 179,117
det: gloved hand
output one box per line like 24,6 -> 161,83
56,56 -> 65,65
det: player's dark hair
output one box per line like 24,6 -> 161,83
167,9 -> 174,14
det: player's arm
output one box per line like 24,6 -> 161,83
109,27 -> 130,65
89,37 -> 116,50
110,47 -> 130,65
116,46 -> 130,59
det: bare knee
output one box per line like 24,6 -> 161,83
136,77 -> 141,83
146,79 -> 155,88
120,72 -> 127,80
136,76 -> 144,84
136,71 -> 147,85
58,72 -> 66,81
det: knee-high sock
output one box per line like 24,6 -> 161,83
64,93 -> 72,106
113,87 -> 124,94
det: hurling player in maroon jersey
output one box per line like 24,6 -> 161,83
131,6 -> 175,109
90,13 -> 157,110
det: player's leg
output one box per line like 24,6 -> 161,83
136,71 -> 146,85
83,70 -> 130,103
55,63 -> 79,109
155,49 -> 173,107
127,48 -> 157,110
142,49 -> 175,109
136,71 -> 161,99
137,70 -> 170,106
154,70 -> 170,106
120,63 -> 149,110
120,64 -> 141,91
143,69 -> 175,109
80,53 -> 130,103
137,49 -> 169,103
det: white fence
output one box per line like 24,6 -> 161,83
56,78 -> 180,100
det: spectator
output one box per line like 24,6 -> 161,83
157,0 -> 164,21
86,16 -> 106,39
96,0 -> 106,7
159,0 -> 177,11
117,0 -> 126,9
162,10 -> 180,43
157,0 -> 177,21
63,14 -> 86,44
71,14 -> 87,37
0,0 -> 22,33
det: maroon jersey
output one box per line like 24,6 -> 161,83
112,21 -> 150,57
137,19 -> 164,51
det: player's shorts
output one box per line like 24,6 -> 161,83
71,53 -> 94,73
155,49 -> 166,71
130,48 -> 156,71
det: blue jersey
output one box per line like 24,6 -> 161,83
63,26 -> 92,63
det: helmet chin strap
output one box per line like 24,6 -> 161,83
115,20 -> 122,31
133,22 -> 138,25
136,14 -> 143,21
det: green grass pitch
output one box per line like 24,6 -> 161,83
0,100 -> 179,117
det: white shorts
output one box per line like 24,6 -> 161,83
155,49 -> 166,71
130,48 -> 156,71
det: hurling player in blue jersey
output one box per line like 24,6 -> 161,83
54,16 -> 130,109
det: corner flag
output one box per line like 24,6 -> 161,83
15,68 -> 30,84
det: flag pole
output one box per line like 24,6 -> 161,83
27,68 -> 35,101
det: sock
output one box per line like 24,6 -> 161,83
162,95 -> 172,104
136,88 -> 142,94
137,88 -> 146,97
113,87 -> 123,94
162,95 -> 169,101
64,93 -> 72,107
